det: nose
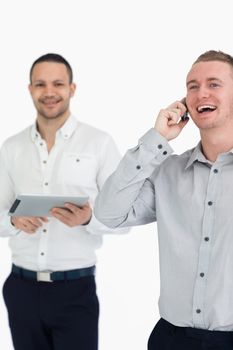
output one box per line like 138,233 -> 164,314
43,85 -> 56,97
196,85 -> 211,100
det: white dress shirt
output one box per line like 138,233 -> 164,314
95,128 -> 233,331
0,115 -> 125,271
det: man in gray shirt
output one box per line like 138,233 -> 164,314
94,50 -> 233,349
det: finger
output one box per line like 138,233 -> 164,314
51,211 -> 73,226
167,100 -> 184,109
23,223 -> 37,233
177,116 -> 189,130
27,218 -> 43,228
166,111 -> 180,125
168,108 -> 184,120
18,219 -> 34,229
39,217 -> 49,223
64,203 -> 80,213
26,228 -> 37,234
51,208 -> 73,220
180,97 -> 186,106
21,216 -> 42,227
168,101 -> 187,116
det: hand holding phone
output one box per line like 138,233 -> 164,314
154,99 -> 189,141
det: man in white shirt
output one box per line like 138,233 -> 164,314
0,53 -> 123,350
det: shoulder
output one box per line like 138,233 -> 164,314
77,120 -> 111,137
76,120 -> 116,146
0,126 -> 32,151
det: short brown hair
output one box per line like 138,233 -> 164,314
194,50 -> 233,67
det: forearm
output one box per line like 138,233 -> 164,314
94,128 -> 173,228
84,211 -> 130,235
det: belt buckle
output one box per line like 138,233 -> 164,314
37,271 -> 53,282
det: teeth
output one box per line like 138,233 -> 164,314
197,105 -> 216,113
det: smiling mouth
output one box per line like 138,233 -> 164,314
40,99 -> 62,107
197,105 -> 217,114
44,102 -> 57,106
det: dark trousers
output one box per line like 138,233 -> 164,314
148,318 -> 233,350
2,273 -> 99,350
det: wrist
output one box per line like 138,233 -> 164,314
10,217 -> 15,227
82,214 -> 92,226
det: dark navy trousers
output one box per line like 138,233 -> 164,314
3,273 -> 99,350
148,318 -> 233,350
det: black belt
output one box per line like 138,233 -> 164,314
12,264 -> 95,282
161,318 -> 233,344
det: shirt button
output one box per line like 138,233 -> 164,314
204,237 -> 210,242
44,182 -> 49,186
40,142 -> 43,146
196,309 -> 201,314
200,272 -> 205,277
163,151 -> 168,155
158,144 -> 163,149
76,159 -> 80,162
136,165 -> 141,170
43,229 -> 47,233
43,160 -> 47,164
40,252 -> 45,256
213,169 -> 218,173
208,201 -> 213,206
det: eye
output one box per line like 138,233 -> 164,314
188,85 -> 198,91
209,82 -> 220,88
34,83 -> 44,87
54,82 -> 64,87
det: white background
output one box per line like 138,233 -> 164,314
0,1 -> 232,349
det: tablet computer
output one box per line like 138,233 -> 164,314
8,194 -> 89,217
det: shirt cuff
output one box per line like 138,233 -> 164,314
139,128 -> 173,157
84,212 -> 129,235
1,211 -> 21,237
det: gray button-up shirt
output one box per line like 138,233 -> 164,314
95,128 -> 233,331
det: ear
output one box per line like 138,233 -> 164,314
70,83 -> 76,97
28,84 -> 33,95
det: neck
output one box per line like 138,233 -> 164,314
200,127 -> 233,162
36,112 -> 70,152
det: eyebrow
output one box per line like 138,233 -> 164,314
186,77 -> 223,87
33,79 -> 65,84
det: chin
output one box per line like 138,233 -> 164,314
198,121 -> 222,130
41,113 -> 63,120
42,108 -> 66,119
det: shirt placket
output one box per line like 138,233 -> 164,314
192,163 -> 220,328
36,138 -> 52,270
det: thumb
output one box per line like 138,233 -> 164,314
177,116 -> 189,131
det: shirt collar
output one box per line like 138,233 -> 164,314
185,142 -> 212,169
185,142 -> 233,169
30,114 -> 78,142
58,114 -> 78,139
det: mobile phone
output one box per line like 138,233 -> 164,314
181,111 -> 189,121
181,98 -> 189,121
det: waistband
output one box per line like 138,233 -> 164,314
160,318 -> 233,342
12,264 -> 95,282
